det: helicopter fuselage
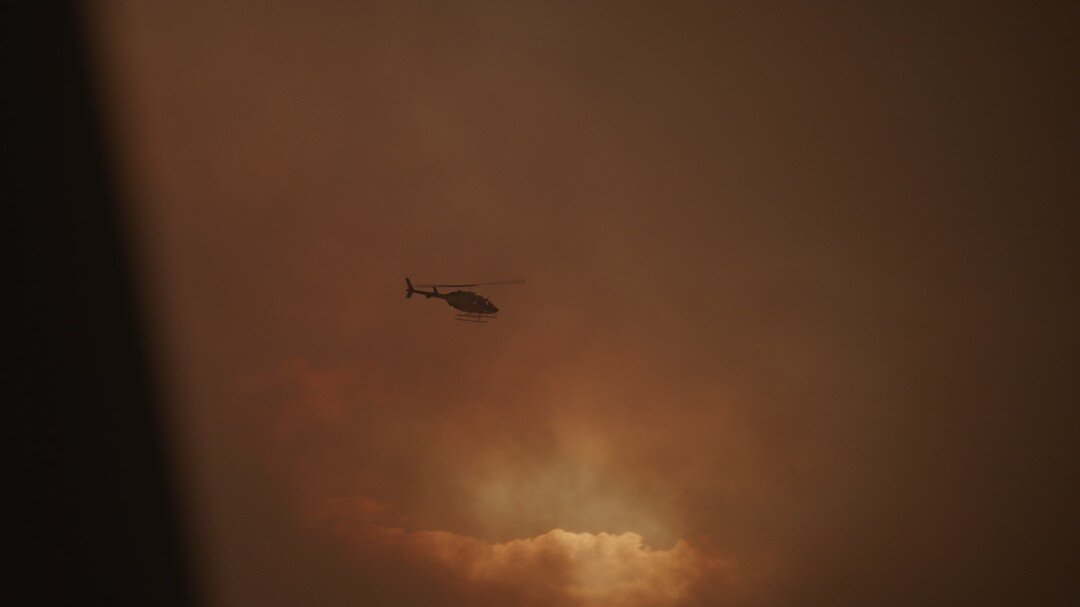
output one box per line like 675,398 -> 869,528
442,290 -> 498,314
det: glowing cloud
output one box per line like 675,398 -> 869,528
308,497 -> 738,607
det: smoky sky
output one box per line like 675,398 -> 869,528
90,1 -> 1078,605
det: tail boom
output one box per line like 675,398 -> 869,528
405,277 -> 441,299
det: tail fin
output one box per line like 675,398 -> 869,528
405,277 -> 414,298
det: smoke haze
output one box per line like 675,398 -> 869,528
90,1 -> 1078,605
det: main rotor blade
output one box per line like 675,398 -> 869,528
415,278 -> 525,288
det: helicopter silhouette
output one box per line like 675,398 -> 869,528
405,277 -> 524,322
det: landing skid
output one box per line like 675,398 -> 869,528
455,312 -> 497,323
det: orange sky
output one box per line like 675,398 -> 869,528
89,2 -> 1077,605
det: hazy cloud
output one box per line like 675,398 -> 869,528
307,496 -> 739,607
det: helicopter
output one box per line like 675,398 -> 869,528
405,277 -> 524,322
